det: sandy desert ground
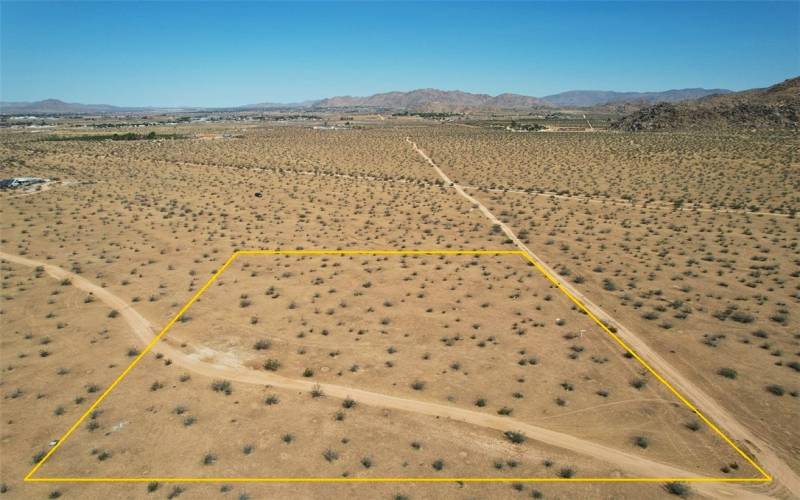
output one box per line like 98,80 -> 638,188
1,120 -> 797,499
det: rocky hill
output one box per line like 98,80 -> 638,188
540,88 -> 730,107
611,77 -> 800,131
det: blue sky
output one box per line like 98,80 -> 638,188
1,1 -> 798,107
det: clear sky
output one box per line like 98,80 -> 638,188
1,1 -> 798,107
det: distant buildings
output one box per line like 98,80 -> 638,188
0,177 -> 50,189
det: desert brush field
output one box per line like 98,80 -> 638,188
1,119 -> 797,499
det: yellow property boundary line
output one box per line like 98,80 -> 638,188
24,249 -> 771,484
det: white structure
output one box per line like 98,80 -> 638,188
0,177 -> 50,189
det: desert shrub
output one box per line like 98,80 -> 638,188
475,398 -> 487,407
432,459 -> 445,471
263,359 -> 281,371
147,482 -> 159,493
264,394 -> 279,405
253,339 -> 271,350
602,278 -> 617,291
684,420 -> 701,432
770,313 -> 787,325
303,368 -> 314,377
717,367 -> 737,379
730,311 -> 754,324
361,457 -> 373,468
664,482 -> 690,497
410,380 -> 426,391
202,453 -> 217,465
557,467 -> 575,478
323,448 -> 339,462
633,436 -> 649,448
211,380 -> 232,395
630,378 -> 646,390
766,384 -> 785,396
167,486 -> 184,499
311,384 -> 324,398
504,431 -> 526,444
342,397 -> 356,409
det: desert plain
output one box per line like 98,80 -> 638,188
0,116 -> 798,499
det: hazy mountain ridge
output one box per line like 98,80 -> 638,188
0,99 -> 202,115
611,77 -> 800,131
3,86 -> 735,114
0,99 -> 138,114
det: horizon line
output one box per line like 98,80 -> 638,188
0,83 -> 747,110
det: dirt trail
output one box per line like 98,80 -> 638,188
406,138 -> 798,498
1,250 -> 774,497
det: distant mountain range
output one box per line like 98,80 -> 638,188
611,77 -> 799,131
0,99 -> 145,115
264,87 -> 730,111
1,86 -> 738,115
309,88 -> 547,110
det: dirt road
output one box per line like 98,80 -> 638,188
406,138 -> 799,498
1,250 -> 774,497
